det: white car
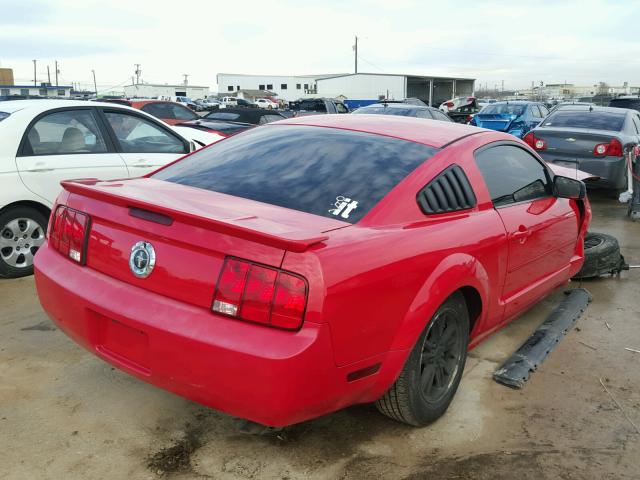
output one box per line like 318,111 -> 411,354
254,98 -> 278,110
0,100 -> 221,278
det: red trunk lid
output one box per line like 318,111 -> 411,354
61,178 -> 347,309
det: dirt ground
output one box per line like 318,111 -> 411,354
1,193 -> 638,480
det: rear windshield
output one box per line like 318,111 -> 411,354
609,98 -> 640,111
205,112 -> 242,121
542,111 -> 625,131
480,104 -> 524,115
354,106 -> 417,116
153,125 -> 438,223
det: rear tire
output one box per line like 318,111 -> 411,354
573,232 -> 622,279
376,292 -> 469,426
0,206 -> 48,279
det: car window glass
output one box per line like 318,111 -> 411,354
415,109 -> 432,119
475,145 -> 550,207
632,116 -> 640,134
205,112 -> 241,121
531,106 -> 542,118
170,104 -> 198,121
539,105 -> 549,116
141,103 -> 170,119
104,112 -> 186,154
353,106 -> 416,116
260,115 -> 284,124
542,111 -> 625,131
24,109 -> 107,155
433,110 -> 453,122
480,104 -> 524,115
336,103 -> 348,114
153,125 -> 438,224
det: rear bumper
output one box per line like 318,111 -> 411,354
34,244 -> 404,426
543,153 -> 627,189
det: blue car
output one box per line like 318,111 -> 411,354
470,101 -> 549,138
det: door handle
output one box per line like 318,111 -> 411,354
511,226 -> 532,243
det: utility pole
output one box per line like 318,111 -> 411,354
134,64 -> 141,85
55,60 -> 59,87
32,59 -> 37,86
354,36 -> 358,74
47,65 -> 51,85
183,74 -> 189,86
92,70 -> 97,97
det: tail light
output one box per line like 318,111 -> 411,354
212,257 -> 308,330
444,101 -> 455,109
49,205 -> 90,264
593,139 -> 623,157
523,132 -> 546,151
466,114 -> 474,123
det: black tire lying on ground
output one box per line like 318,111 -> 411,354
573,232 -> 623,279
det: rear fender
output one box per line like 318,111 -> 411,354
388,253 -> 490,353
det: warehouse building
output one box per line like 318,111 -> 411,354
217,72 -> 474,106
0,84 -> 72,98
316,73 -> 475,108
216,73 -> 344,102
123,83 -> 210,99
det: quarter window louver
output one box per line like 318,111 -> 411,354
417,165 -> 477,214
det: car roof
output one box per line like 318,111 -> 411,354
129,100 -> 185,107
550,105 -> 628,114
361,103 -> 436,110
273,114 -> 481,148
489,100 -> 537,105
209,107 -> 283,117
0,99 -> 138,114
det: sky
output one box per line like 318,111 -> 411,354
1,0 -> 639,93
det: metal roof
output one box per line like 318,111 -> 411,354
316,72 -> 476,82
0,85 -> 72,89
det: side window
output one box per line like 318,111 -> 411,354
141,103 -> 170,119
531,105 -> 542,118
631,115 -> 640,134
539,105 -> 549,117
475,145 -> 551,207
169,104 -> 198,121
415,109 -> 432,119
335,103 -> 348,114
23,109 -> 107,156
104,111 -> 186,154
259,115 -> 284,124
433,110 -> 453,122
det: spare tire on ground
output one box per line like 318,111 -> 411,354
573,232 -> 625,279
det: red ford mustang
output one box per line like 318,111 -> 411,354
34,115 -> 591,427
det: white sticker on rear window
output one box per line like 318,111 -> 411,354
329,195 -> 359,219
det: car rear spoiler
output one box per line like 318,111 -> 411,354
61,180 -> 329,253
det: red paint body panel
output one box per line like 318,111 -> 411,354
34,119 -> 591,426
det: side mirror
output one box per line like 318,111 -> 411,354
553,175 -> 585,199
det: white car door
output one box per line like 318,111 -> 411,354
16,108 -> 128,206
100,109 -> 190,177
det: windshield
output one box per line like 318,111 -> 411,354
153,125 -> 438,223
205,112 -> 242,121
542,111 -> 625,131
480,104 -> 525,115
353,106 -> 417,116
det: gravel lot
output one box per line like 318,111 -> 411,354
1,193 -> 638,479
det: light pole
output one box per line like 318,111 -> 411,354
32,59 -> 37,86
92,70 -> 98,98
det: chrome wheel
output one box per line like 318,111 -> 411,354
0,217 -> 46,269
419,310 -> 464,404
